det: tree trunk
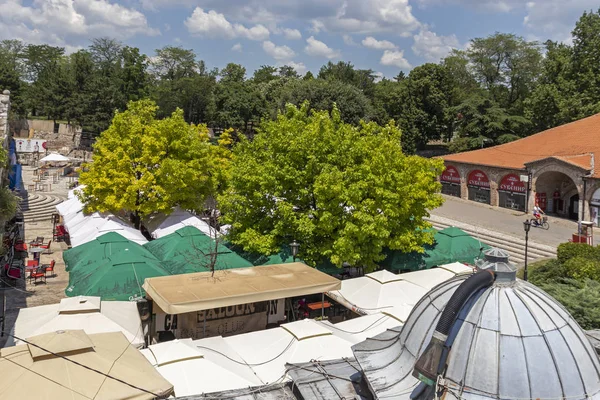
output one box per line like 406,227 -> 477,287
132,211 -> 141,230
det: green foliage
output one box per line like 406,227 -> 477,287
528,242 -> 600,329
537,279 -> 600,330
497,134 -> 520,144
79,100 -> 222,227
219,103 -> 444,270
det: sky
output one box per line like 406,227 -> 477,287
1,0 -> 598,78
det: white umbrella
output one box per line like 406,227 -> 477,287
40,153 -> 70,163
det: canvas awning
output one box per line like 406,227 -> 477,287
143,262 -> 341,315
40,153 -> 70,163
0,330 -> 173,399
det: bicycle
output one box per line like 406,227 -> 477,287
530,216 -> 550,230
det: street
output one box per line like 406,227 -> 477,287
431,195 -> 581,248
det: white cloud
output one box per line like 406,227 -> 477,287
231,43 -> 242,52
343,34 -> 357,45
362,36 -> 398,50
412,29 -> 460,61
380,49 -> 412,69
304,36 -> 341,59
185,8 -> 269,41
262,41 -> 296,60
282,28 -> 302,40
373,71 -> 385,82
0,0 -> 157,47
144,0 -> 420,36
280,61 -> 308,75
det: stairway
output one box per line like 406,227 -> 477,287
17,193 -> 66,223
427,215 -> 557,265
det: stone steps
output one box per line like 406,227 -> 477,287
427,216 -> 557,266
17,193 -> 66,223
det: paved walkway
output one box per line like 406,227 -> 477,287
0,166 -> 71,346
431,195 -> 580,248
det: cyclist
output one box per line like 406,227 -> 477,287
533,202 -> 544,223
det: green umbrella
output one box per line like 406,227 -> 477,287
381,227 -> 490,272
63,232 -> 149,272
144,226 -> 252,274
65,249 -> 170,301
225,242 -> 297,266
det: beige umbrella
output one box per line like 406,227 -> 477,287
0,330 -> 173,400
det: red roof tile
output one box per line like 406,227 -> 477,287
442,114 -> 600,176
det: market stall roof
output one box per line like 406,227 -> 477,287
4,296 -> 145,349
67,185 -> 86,199
63,232 -> 145,272
380,227 -> 490,271
326,262 -> 473,315
69,216 -> 148,247
55,196 -> 84,218
141,339 -> 263,397
39,152 -> 70,163
143,262 -> 341,314
66,249 -> 169,301
143,226 -> 252,274
145,207 -> 215,239
0,330 -> 173,400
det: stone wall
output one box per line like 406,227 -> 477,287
10,119 -> 82,155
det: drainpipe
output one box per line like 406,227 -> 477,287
582,177 -> 587,222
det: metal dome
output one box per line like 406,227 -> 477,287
353,251 -> 600,400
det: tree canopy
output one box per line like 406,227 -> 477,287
219,103 -> 444,270
78,100 -> 220,228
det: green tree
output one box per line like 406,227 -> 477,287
252,65 -> 278,84
219,103 -> 444,270
0,40 -> 26,115
79,100 -> 218,228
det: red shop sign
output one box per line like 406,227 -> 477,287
499,173 -> 526,193
441,165 -> 461,184
467,170 -> 490,189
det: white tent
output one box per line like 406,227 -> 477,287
39,153 -> 70,163
55,197 -> 84,219
70,217 -> 147,247
146,207 -> 215,239
141,339 -> 262,397
4,296 -> 144,349
327,263 -> 473,315
67,185 -> 86,199
320,307 -> 408,344
201,319 -> 356,384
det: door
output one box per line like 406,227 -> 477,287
569,195 -> 579,220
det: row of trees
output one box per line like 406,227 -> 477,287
1,9 -> 600,153
79,100 -> 444,270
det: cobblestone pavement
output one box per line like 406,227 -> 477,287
0,166 -> 71,346
431,195 -> 581,248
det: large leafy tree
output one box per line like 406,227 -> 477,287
79,100 -> 218,228
219,103 -> 444,270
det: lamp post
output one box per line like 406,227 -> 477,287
523,220 -> 531,281
290,240 -> 300,262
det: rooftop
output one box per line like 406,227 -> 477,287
443,113 -> 600,176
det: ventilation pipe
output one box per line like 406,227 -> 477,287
412,269 -> 496,387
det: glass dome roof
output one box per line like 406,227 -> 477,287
353,253 -> 600,400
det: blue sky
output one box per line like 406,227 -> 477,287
1,0 -> 598,78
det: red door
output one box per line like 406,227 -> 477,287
536,193 -> 547,212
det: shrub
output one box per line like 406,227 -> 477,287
528,259 -> 567,286
557,242 -> 600,264
537,279 -> 600,330
563,256 -> 600,281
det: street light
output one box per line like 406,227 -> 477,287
523,220 -> 531,281
290,240 -> 300,262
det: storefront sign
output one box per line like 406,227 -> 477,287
441,165 -> 461,184
467,170 -> 490,189
499,174 -> 526,193
155,299 -> 284,340
15,139 -> 47,153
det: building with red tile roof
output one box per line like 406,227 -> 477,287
440,114 -> 600,227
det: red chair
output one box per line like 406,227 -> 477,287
26,259 -> 39,268
39,240 -> 52,254
31,268 -> 46,284
43,260 -> 56,278
14,242 -> 27,252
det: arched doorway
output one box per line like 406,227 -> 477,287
467,169 -> 491,204
440,165 -> 461,197
569,194 -> 580,221
534,170 -> 579,220
498,173 -> 527,211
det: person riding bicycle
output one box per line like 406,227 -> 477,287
533,203 -> 544,223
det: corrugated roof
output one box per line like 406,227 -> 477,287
443,113 -> 600,176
